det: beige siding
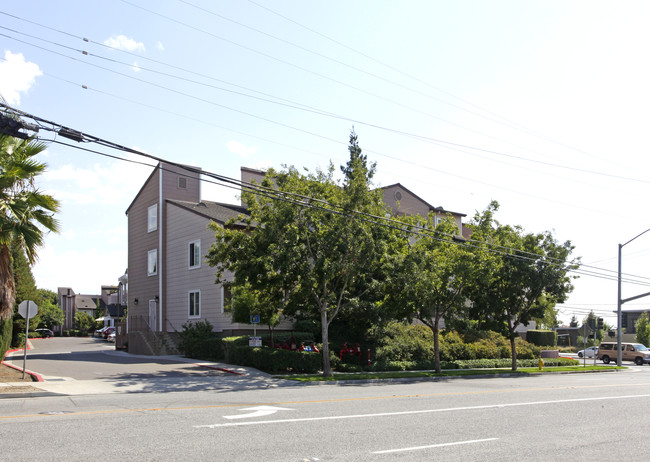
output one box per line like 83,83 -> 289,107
382,185 -> 463,234
127,167 -> 160,323
165,203 -> 249,332
240,167 -> 266,206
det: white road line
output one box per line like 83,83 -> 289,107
194,393 -> 650,429
372,438 -> 499,454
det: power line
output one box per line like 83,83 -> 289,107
4,28 -> 649,192
8,103 -> 648,290
244,0 -> 613,166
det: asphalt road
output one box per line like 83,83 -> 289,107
2,338 -> 650,461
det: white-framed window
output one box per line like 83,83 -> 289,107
189,239 -> 201,269
147,204 -> 157,232
178,176 -> 187,189
147,249 -> 158,276
189,290 -> 200,318
221,286 -> 232,313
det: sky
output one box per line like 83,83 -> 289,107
2,1 -> 650,326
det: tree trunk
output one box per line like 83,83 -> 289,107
510,335 -> 517,372
0,244 -> 16,320
320,306 -> 331,377
434,317 -> 441,373
267,325 -> 275,348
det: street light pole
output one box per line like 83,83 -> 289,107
617,243 -> 623,366
617,228 -> 650,366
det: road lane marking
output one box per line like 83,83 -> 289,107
194,393 -> 650,428
372,438 -> 499,454
223,405 -> 294,419
4,381 -> 650,421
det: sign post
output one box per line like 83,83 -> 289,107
18,300 -> 38,379
249,314 -> 261,347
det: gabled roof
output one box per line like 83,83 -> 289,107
75,295 -> 97,309
167,199 -> 250,226
106,304 -> 125,318
58,287 -> 74,296
379,183 -> 466,217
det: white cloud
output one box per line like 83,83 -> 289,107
226,140 -> 258,159
103,35 -> 146,52
32,244 -> 127,294
41,153 -> 156,206
0,51 -> 42,105
156,41 -> 165,51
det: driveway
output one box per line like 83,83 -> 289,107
3,336 -> 276,396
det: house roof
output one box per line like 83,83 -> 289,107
167,199 -> 249,226
106,304 -> 125,318
75,295 -> 97,309
379,183 -> 466,217
58,287 -> 74,296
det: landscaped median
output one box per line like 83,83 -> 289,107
277,365 -> 625,382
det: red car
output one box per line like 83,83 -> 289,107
103,327 -> 115,339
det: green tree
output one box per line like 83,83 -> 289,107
36,297 -> 64,330
382,214 -> 479,372
635,312 -> 650,346
11,240 -> 38,306
208,130 -> 391,376
468,201 -> 578,371
74,311 -> 94,335
0,133 -> 60,321
230,283 -> 284,347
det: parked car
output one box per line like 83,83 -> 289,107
577,346 -> 598,358
107,332 -> 116,342
95,326 -> 109,337
103,327 -> 115,339
598,342 -> 650,365
35,328 -> 54,338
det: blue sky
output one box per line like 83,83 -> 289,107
2,1 -> 650,326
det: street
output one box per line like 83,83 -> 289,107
2,338 -> 650,461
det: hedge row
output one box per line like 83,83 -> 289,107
368,357 -> 578,371
371,323 -> 542,362
225,346 -> 321,373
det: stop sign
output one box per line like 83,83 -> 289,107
18,300 -> 38,319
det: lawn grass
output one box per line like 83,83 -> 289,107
277,365 -> 624,382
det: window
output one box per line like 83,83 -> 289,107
221,286 -> 232,313
178,176 -> 187,189
189,290 -> 200,318
147,204 -> 157,232
189,239 -> 201,269
147,249 -> 158,276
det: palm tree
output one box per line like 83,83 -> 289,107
0,133 -> 60,320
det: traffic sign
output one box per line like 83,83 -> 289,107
18,300 -> 38,319
250,314 -> 260,324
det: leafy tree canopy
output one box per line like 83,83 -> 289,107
467,201 -> 579,371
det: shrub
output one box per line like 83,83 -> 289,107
526,330 -> 558,347
369,322 -> 434,362
178,320 -> 222,360
229,346 -> 321,373
367,357 -> 577,371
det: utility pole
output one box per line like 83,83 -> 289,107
617,229 -> 650,365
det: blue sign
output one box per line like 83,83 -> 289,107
250,315 -> 260,324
